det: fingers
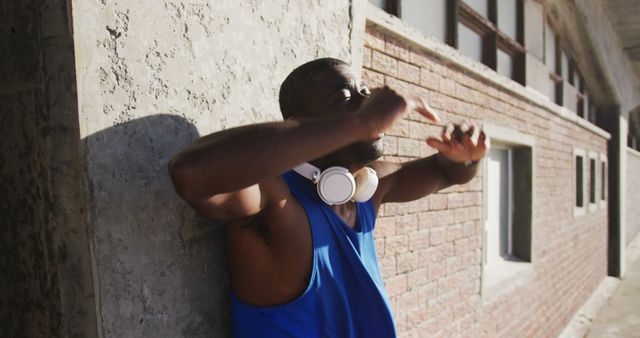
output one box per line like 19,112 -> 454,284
407,95 -> 441,124
426,137 -> 449,153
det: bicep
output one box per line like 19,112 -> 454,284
188,183 -> 264,221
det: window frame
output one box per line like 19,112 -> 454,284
588,150 -> 599,212
573,147 -> 587,217
599,153 -> 608,210
372,0 -> 525,84
480,122 -> 535,302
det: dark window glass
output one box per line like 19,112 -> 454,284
601,161 -> 606,200
576,156 -> 584,207
590,158 -> 596,203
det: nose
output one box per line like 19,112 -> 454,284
350,90 -> 368,109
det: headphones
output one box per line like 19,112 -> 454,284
292,162 -> 379,205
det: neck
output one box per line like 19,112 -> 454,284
309,158 -> 366,174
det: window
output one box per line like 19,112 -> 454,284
371,0 -> 525,84
600,153 -> 608,209
588,151 -> 598,212
573,148 -> 586,217
544,21 -> 562,104
458,22 -> 484,62
399,0 -> 448,42
481,123 -> 534,298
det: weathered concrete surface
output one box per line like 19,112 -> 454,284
1,0 -> 98,337
71,0 -> 353,336
627,148 -> 640,245
585,236 -> 640,338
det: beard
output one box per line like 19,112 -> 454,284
332,138 -> 384,168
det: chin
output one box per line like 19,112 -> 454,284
345,139 -> 384,167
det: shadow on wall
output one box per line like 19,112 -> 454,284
83,114 -> 231,337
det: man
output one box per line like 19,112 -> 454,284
168,58 -> 488,337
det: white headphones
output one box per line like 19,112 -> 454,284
292,162 -> 379,205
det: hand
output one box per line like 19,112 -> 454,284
426,121 -> 489,164
357,86 -> 441,141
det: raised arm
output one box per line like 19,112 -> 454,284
168,87 -> 426,220
371,122 -> 489,210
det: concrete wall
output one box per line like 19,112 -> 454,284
363,22 -> 609,337
627,148 -> 640,245
70,0 -> 353,336
1,0 -> 97,337
572,0 -> 640,117
0,0 -> 61,333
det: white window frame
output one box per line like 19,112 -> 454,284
480,122 -> 535,302
599,153 -> 608,210
588,151 -> 598,212
573,147 -> 587,217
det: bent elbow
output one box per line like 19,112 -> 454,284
167,157 -> 196,201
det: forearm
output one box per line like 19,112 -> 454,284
379,153 -> 479,204
168,114 -> 366,200
435,152 -> 480,185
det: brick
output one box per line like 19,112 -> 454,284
397,251 -> 420,274
386,36 -> 411,60
362,47 -> 372,68
387,117 -> 410,137
463,192 -> 481,207
371,50 -> 397,76
429,194 -> 447,210
418,282 -> 438,303
447,192 -> 464,209
379,255 -> 397,277
409,229 -> 430,251
439,77 -> 456,97
364,29 -> 385,51
409,121 -> 430,139
446,223 -> 463,241
430,226 -> 446,245
397,213 -> 418,234
375,216 -> 397,237
362,69 -> 384,88
437,209 -> 455,225
375,236 -> 385,257
382,135 -> 398,155
398,137 -> 422,157
386,234 -> 408,255
427,260 -> 446,280
420,68 -> 440,90
386,76 -> 412,96
385,273 -> 408,297
398,61 -> 420,84
407,267 -> 429,289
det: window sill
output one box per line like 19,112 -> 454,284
574,206 -> 587,217
481,257 -> 533,303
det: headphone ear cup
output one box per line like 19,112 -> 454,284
317,167 -> 356,205
353,167 -> 379,202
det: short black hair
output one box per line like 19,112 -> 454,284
279,57 -> 349,119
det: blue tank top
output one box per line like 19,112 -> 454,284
230,170 -> 397,338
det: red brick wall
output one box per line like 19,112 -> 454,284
627,149 -> 640,245
364,26 -> 608,338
